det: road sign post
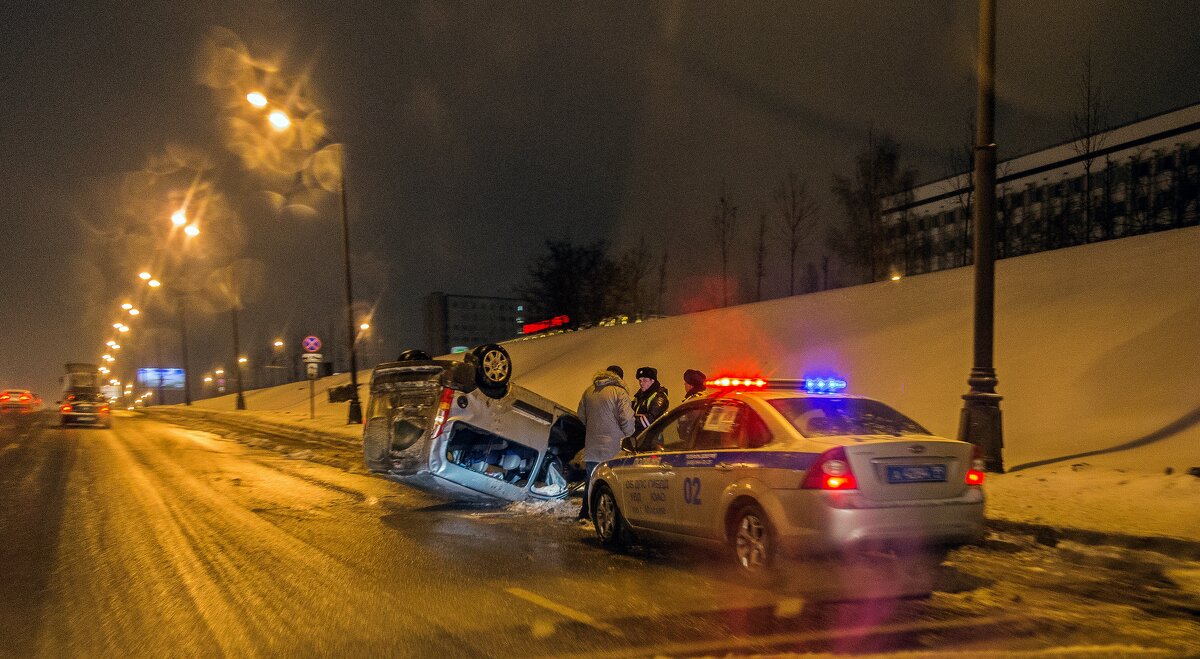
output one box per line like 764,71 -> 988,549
302,352 -> 322,420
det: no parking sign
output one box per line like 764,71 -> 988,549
302,335 -> 322,353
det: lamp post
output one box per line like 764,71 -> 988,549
249,93 -> 362,423
231,303 -> 246,410
340,178 -> 363,424
958,0 -> 1004,472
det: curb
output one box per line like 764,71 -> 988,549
986,518 -> 1200,561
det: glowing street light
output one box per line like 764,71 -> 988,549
128,308 -> 140,316
171,209 -> 187,226
246,91 -> 268,108
203,376 -> 213,383
267,109 -> 292,131
148,279 -> 161,288
273,340 -> 284,348
184,224 -> 200,237
121,303 -> 133,310
139,272 -> 152,281
106,340 -> 116,347
112,323 -> 123,329
117,325 -> 130,333
359,322 -> 370,331
238,357 -> 248,364
215,369 -> 224,376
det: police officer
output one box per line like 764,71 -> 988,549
632,366 -> 669,433
682,369 -> 708,402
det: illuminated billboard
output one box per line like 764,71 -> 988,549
137,368 -> 186,390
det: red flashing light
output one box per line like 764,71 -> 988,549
19,394 -> 31,402
430,387 -> 456,438
801,446 -> 858,490
705,377 -> 767,389
522,315 -> 570,335
0,394 -> 9,402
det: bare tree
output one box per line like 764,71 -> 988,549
774,168 -> 818,295
654,248 -> 669,315
610,236 -> 654,316
1070,47 -> 1109,243
752,212 -> 768,301
711,180 -> 738,307
829,129 -> 917,282
943,116 -> 975,267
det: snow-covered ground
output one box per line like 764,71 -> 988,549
184,226 -> 1200,543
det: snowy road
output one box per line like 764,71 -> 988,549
1,412 -> 1197,657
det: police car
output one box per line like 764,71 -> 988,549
588,376 -> 985,572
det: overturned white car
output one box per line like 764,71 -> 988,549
363,345 -> 585,502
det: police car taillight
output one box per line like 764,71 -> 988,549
430,387 -> 456,437
965,445 -> 986,486
801,446 -> 858,490
60,404 -> 73,413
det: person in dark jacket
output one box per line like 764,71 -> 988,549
682,369 -> 708,402
576,365 -> 635,520
632,366 -> 669,433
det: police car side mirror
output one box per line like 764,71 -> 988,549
620,436 -> 635,453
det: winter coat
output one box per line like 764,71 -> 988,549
577,371 -> 637,463
682,385 -> 707,403
632,382 -> 669,433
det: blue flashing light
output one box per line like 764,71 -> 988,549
802,377 -> 847,394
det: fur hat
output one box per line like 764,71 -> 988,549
683,369 -> 707,388
606,365 -> 624,379
635,366 -> 658,381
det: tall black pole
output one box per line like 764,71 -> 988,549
958,0 -> 1004,472
232,303 -> 246,410
180,295 -> 191,406
341,176 -> 363,424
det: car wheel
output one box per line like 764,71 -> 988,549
471,343 -> 511,392
731,503 -> 775,573
363,417 -> 394,472
593,484 -> 630,549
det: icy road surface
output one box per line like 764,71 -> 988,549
1,412 -> 1197,657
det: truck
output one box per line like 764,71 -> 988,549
59,363 -> 111,428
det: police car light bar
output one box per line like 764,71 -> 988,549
704,376 -> 848,393
706,377 -> 767,389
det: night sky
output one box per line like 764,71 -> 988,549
2,1 -> 1197,398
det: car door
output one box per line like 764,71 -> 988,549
616,407 -> 698,531
674,399 -> 750,539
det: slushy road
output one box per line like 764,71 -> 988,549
1,412 -> 1196,657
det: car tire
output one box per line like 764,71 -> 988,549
593,484 -> 631,549
730,502 -> 775,574
363,416 -> 394,473
471,344 -> 511,394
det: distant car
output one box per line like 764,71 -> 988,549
0,389 -> 39,414
363,344 -> 586,502
60,390 -> 112,428
589,376 -> 986,573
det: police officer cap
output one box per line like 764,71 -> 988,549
635,366 -> 657,381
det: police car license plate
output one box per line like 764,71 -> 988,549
886,464 -> 947,483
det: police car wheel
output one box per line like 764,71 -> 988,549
593,485 -> 628,548
732,503 -> 774,572
472,344 -> 512,388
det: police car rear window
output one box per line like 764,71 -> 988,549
768,397 -> 930,437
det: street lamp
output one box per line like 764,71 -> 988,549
958,0 -> 1004,472
248,95 -> 363,423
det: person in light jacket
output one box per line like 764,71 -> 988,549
577,365 -> 636,521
